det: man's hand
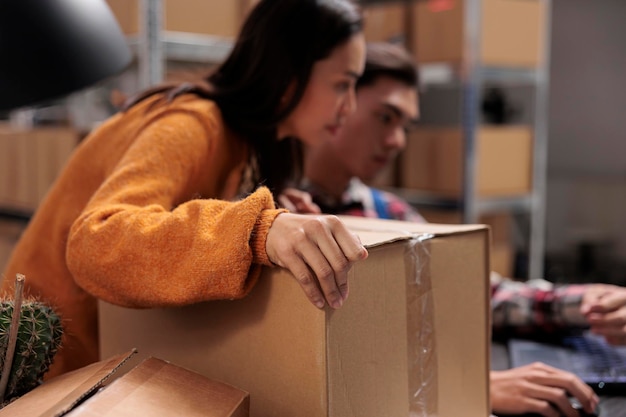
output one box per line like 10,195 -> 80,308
581,284 -> 626,344
278,188 -> 321,214
491,363 -> 598,417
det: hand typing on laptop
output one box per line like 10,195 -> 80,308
491,363 -> 599,417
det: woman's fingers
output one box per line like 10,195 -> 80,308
323,215 -> 368,262
265,213 -> 367,309
275,241 -> 327,308
308,215 -> 367,301
299,215 -> 367,307
295,232 -> 345,308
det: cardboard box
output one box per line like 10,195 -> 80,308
105,0 -> 139,35
106,0 -> 258,37
419,209 -> 513,245
0,124 -> 78,213
0,220 -> 26,285
362,1 -> 408,44
419,209 -> 516,276
401,126 -> 533,197
99,217 -> 491,417
411,0 -> 546,67
0,350 -> 249,417
165,0 -> 255,38
491,242 -> 515,278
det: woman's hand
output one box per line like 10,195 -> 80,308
490,363 -> 598,417
278,188 -> 321,214
265,213 -> 368,309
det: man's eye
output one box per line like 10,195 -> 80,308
377,112 -> 393,125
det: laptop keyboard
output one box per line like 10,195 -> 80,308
509,334 -> 626,384
563,336 -> 626,378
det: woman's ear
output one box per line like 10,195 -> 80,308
281,80 -> 297,106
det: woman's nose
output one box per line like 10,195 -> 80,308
340,88 -> 357,117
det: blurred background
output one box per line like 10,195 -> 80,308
0,0 -> 624,287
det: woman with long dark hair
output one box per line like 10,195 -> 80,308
2,0 -> 368,378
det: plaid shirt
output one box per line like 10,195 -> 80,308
491,274 -> 589,339
303,178 -> 590,337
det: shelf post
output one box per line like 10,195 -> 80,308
461,0 -> 482,224
139,0 -> 164,89
528,0 -> 552,279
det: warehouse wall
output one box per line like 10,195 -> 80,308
545,0 -> 626,269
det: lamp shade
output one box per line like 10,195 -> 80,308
0,0 -> 132,111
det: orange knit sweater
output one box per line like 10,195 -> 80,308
1,95 -> 285,378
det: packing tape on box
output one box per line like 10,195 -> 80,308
407,235 -> 437,417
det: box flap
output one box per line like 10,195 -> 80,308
0,350 -> 137,417
66,357 -> 249,417
337,215 -> 487,247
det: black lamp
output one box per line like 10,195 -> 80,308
0,0 -> 132,111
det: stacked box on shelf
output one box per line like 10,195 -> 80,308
0,124 -> 78,213
399,125 -> 531,278
419,208 -> 516,277
362,1 -> 408,44
411,0 -> 547,68
401,126 -> 533,198
105,0 -> 259,38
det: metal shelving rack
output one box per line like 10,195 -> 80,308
133,0 -> 235,88
403,0 -> 553,279
459,0 -> 551,280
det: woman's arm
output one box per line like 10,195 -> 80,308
67,109 -> 284,308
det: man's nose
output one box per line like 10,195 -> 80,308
385,127 -> 406,150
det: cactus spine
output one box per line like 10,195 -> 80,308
0,274 -> 63,407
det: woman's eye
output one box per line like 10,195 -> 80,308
335,81 -> 351,92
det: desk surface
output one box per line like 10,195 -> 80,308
491,342 -> 626,417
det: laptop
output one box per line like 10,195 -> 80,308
508,332 -> 626,395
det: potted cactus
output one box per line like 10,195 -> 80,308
0,274 -> 63,408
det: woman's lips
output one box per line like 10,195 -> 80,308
326,124 -> 341,135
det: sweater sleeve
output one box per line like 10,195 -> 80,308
66,107 -> 285,309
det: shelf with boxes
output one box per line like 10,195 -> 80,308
422,0 -> 549,280
362,0 -> 551,279
105,0 -> 259,87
